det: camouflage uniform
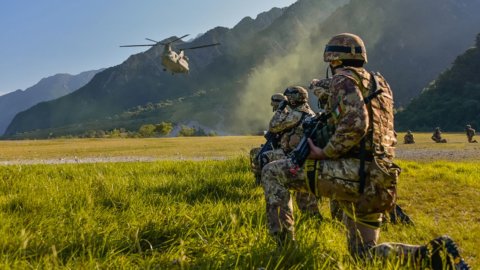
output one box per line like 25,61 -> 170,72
261,33 -> 470,269
431,127 -> 447,143
404,130 -> 415,144
262,87 -> 321,216
465,125 -> 478,143
250,93 -> 287,184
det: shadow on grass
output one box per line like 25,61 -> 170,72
145,177 -> 257,204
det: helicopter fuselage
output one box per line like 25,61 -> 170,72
121,35 -> 218,75
161,50 -> 189,74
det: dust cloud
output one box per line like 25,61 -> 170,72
233,34 -> 329,134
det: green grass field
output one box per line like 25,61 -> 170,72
0,134 -> 479,269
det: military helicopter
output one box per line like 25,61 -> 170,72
120,34 -> 220,74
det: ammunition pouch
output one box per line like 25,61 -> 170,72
304,157 -> 399,214
357,158 -> 400,214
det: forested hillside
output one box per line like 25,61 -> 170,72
5,0 -> 480,138
396,34 -> 480,131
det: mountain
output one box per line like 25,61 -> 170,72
0,70 -> 102,135
5,0 -> 480,138
395,33 -> 480,131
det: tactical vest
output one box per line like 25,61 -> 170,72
281,103 -> 314,153
326,67 -> 397,160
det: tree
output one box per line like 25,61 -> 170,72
138,124 -> 156,137
178,125 -> 196,137
155,122 -> 173,136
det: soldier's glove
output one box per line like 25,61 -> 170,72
309,78 -> 332,90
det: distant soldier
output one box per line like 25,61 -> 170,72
404,130 -> 415,144
249,93 -> 287,184
465,124 -> 478,143
431,127 -> 447,143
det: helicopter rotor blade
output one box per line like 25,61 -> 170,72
120,44 -> 156,47
165,34 -> 190,45
145,38 -> 159,43
181,43 -> 221,50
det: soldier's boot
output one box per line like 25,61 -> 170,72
423,235 -> 471,270
389,204 -> 414,225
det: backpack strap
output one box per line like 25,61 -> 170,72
359,72 -> 379,194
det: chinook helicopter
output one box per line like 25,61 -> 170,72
120,34 -> 220,74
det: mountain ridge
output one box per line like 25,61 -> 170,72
0,69 -> 102,135
5,0 -> 480,138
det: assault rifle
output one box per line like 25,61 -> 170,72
255,100 -> 288,168
255,131 -> 281,168
288,112 -> 331,175
288,89 -> 384,175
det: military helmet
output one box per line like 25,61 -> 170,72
270,93 -> 287,111
271,93 -> 286,105
466,124 -> 471,128
284,86 -> 308,104
324,33 -> 367,63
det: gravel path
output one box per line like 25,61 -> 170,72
395,148 -> 480,161
1,148 -> 478,165
0,156 -> 228,165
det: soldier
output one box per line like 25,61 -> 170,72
465,124 -> 478,143
310,78 -> 413,225
404,130 -> 415,144
261,33 -> 470,269
251,89 -> 322,217
260,86 -> 322,217
249,93 -> 287,185
431,127 -> 447,143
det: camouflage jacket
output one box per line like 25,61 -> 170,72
322,67 -> 396,159
269,103 -> 314,153
432,130 -> 442,140
466,127 -> 476,137
322,68 -> 369,159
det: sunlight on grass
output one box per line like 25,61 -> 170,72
0,156 -> 478,268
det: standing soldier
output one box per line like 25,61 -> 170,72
261,33 -> 469,269
249,93 -> 287,185
465,124 -> 478,143
431,127 -> 447,143
404,130 -> 415,144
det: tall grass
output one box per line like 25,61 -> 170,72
0,157 -> 478,269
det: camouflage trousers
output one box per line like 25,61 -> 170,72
249,147 -> 262,182
261,157 -> 420,259
250,148 -> 321,216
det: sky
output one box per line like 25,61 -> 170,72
0,0 -> 297,96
